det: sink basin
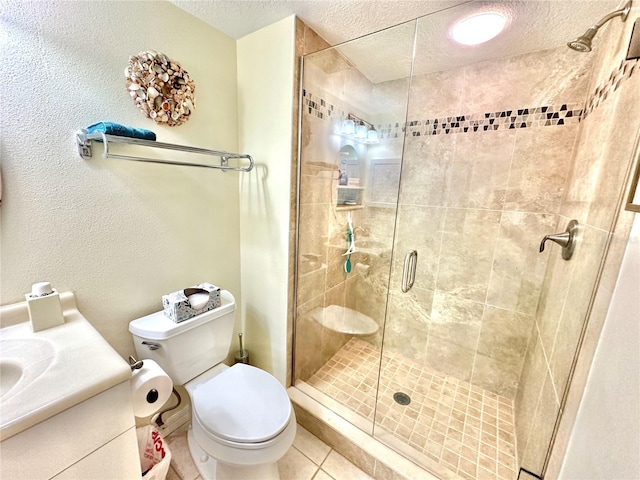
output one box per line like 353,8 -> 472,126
0,361 -> 23,398
0,292 -> 132,441
0,338 -> 55,400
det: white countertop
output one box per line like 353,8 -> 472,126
0,292 -> 132,440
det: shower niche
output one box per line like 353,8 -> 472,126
336,145 -> 364,209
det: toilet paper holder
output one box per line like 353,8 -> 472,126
128,355 -> 144,371
129,355 -> 182,428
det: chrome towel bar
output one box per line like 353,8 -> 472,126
76,129 -> 254,172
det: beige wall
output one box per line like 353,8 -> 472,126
237,16 -> 296,385
0,0 -> 240,359
515,6 -> 640,473
559,214 -> 639,479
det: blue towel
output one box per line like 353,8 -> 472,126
86,122 -> 156,141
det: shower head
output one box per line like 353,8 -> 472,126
568,27 -> 599,52
568,0 -> 633,52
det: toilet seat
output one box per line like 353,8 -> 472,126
191,364 -> 291,444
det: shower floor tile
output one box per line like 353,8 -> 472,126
307,338 -> 517,480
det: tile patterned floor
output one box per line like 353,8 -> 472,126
164,422 -> 373,480
307,338 -> 518,480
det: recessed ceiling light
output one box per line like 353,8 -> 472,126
450,12 -> 507,46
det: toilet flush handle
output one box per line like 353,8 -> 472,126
142,341 -> 161,351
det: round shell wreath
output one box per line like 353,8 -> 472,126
125,50 -> 195,127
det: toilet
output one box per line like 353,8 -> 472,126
129,290 -> 296,480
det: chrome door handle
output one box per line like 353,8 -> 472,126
401,250 -> 418,293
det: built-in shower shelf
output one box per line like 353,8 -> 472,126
336,204 -> 364,211
311,305 -> 378,335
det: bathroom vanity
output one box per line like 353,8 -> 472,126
0,292 -> 140,479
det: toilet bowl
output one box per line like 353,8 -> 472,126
129,290 -> 295,480
185,363 -> 296,479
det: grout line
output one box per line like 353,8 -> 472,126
293,443 -> 331,469
312,468 -> 336,480
308,464 -> 321,480
308,338 -> 519,479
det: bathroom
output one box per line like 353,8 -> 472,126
1,0 -> 639,479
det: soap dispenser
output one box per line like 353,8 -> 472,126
25,282 -> 65,332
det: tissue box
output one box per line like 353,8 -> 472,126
162,282 -> 221,323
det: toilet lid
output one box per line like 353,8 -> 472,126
192,364 -> 292,444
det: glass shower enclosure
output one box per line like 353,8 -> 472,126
294,20 -> 415,441
293,5 -> 630,479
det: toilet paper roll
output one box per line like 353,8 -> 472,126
130,359 -> 173,417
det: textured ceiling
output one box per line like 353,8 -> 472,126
170,0 -> 466,43
172,0 -> 623,80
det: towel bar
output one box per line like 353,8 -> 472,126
76,130 -> 254,172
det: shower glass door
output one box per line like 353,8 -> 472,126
295,3 -> 638,479
371,8 -> 527,476
370,3 -> 628,478
293,20 -> 416,435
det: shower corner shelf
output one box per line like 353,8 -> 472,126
336,204 -> 364,211
75,129 -> 254,172
337,183 -> 365,210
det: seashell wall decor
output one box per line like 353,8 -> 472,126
125,50 -> 195,127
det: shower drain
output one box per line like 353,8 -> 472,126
393,392 -> 411,405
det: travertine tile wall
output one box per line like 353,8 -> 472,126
295,42 -> 599,401
294,12 -> 640,479
294,46 -> 376,380
295,41 -> 399,382
288,19 -> 333,387
515,13 -> 640,475
293,21 -> 420,386
375,46 -> 593,401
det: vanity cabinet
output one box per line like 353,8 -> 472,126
0,293 -> 140,479
1,382 -> 140,480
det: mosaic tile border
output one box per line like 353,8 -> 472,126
303,89 -> 582,137
304,90 -> 336,120
390,104 -> 583,138
583,58 -> 639,119
303,57 -> 639,136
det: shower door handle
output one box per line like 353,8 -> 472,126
401,250 -> 418,293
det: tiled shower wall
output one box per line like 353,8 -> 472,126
376,47 -> 594,402
515,16 -> 640,474
288,18 -> 333,387
294,12 -> 640,478
296,44 -> 598,402
295,46 -> 404,381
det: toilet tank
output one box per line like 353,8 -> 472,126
129,290 -> 236,385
